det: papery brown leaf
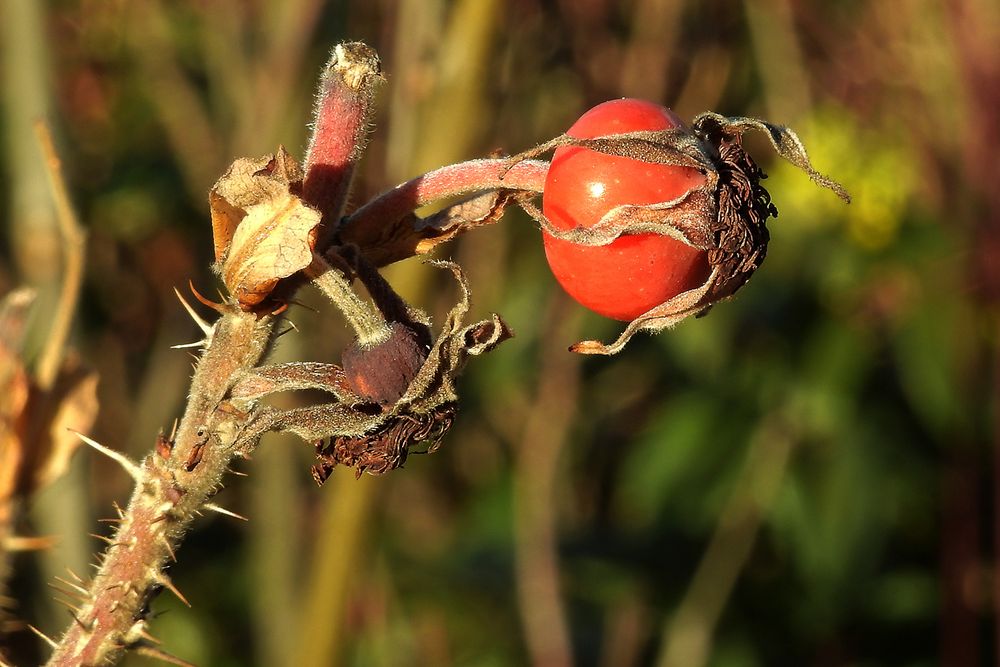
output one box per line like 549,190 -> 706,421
0,363 -> 29,514
209,147 -> 306,264
210,148 -> 322,310
0,289 -> 34,511
35,366 -> 98,489
221,195 -> 322,310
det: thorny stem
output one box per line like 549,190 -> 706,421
340,158 -> 548,249
305,253 -> 392,347
46,308 -> 274,666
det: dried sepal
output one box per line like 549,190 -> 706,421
406,190 -> 525,262
209,147 -> 322,311
342,188 -> 527,268
692,113 -> 851,203
233,262 -> 512,477
311,404 -> 456,482
512,113 -> 848,355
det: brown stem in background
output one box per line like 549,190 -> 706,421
32,122 -> 86,392
943,1 -> 1000,663
512,298 -> 581,667
993,342 -> 1000,667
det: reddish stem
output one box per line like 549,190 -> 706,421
303,42 -> 382,239
340,158 -> 549,244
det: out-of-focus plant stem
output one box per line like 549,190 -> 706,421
32,123 -> 86,393
1,0 -> 59,292
620,0 -> 682,101
943,1 -> 1000,662
293,472 -> 379,667
249,344 -> 303,667
2,0 -> 93,637
512,297 -> 581,667
656,414 -> 795,667
125,0 -> 224,198
744,0 -> 811,121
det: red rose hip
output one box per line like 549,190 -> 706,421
541,99 -> 711,321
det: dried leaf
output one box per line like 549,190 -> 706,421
1,289 -> 98,502
211,148 -> 322,310
210,148 -> 305,264
0,362 -> 29,510
221,195 -> 322,310
36,367 -> 99,489
0,289 -> 34,508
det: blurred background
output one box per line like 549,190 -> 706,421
1,0 -> 998,665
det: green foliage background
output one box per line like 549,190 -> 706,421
2,1 -> 997,665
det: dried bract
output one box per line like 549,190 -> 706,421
210,148 -> 322,311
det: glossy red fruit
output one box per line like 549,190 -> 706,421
542,99 -> 711,321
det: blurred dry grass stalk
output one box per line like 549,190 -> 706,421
0,0 -> 998,666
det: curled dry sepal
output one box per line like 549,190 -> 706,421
509,112 -> 850,354
209,147 -> 321,313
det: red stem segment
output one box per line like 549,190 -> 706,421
340,158 -> 549,249
303,42 -> 382,241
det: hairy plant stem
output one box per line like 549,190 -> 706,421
306,253 -> 391,347
46,307 -> 274,667
340,158 -> 548,251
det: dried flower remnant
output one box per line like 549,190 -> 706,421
209,147 -> 322,312
231,262 -> 512,479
